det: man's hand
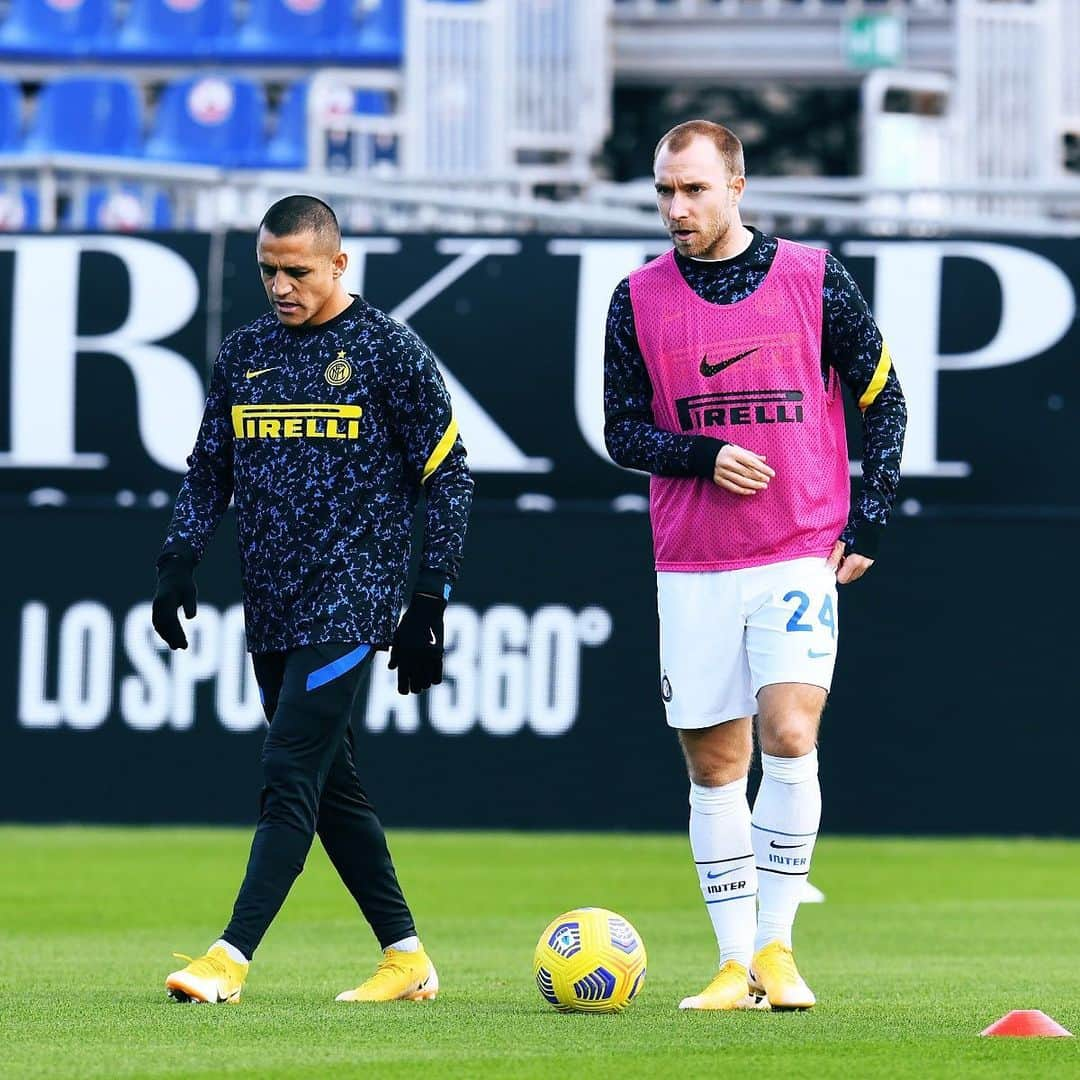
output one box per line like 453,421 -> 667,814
713,444 -> 775,496
388,592 -> 446,695
827,540 -> 874,585
152,553 -> 198,650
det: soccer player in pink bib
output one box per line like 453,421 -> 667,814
604,121 -> 907,1011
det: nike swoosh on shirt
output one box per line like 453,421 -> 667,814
807,649 -> 832,659
245,366 -> 281,379
700,347 -> 760,377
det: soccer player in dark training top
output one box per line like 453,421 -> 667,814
154,195 -> 473,1005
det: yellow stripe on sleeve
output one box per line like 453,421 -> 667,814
858,343 -> 892,411
421,416 -> 459,483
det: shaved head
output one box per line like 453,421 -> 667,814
259,194 -> 341,254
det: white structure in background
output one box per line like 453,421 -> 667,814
861,68 -> 952,225
863,0 -> 1071,220
955,0 -> 1065,220
611,0 -> 955,82
308,0 -> 611,188
1064,0 -> 1080,138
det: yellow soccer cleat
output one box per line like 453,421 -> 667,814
335,945 -> 439,1003
165,946 -> 249,1004
678,960 -> 766,1011
749,941 -> 816,1011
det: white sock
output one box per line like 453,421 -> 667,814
752,749 -> 821,954
387,935 -> 420,953
211,939 -> 249,964
689,778 -> 756,968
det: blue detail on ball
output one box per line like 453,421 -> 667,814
608,917 -> 638,954
548,921 -> 581,959
536,966 -> 559,1006
628,967 -> 645,1000
573,966 -> 617,1002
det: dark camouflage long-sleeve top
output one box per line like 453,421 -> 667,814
603,228 -> 906,558
162,296 -> 473,653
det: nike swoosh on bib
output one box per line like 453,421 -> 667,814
700,347 -> 760,377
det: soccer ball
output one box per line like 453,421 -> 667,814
533,907 -> 647,1013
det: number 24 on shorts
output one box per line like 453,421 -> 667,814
783,591 -> 836,638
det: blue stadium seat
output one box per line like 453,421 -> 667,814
0,0 -> 111,57
225,0 -> 347,60
145,75 -> 266,168
24,77 -> 143,156
264,81 -> 308,169
64,185 -> 173,230
113,0 -> 232,60
0,185 -> 38,230
337,0 -> 403,63
0,81 -> 24,152
354,89 -> 398,170
264,81 -> 395,170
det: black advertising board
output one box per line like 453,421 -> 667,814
0,231 -> 1076,508
4,505 -> 1078,834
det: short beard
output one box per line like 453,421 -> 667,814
690,217 -> 730,259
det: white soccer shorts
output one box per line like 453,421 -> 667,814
657,556 -> 839,729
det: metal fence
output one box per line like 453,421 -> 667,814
2,152 -> 1079,235
613,0 -> 953,15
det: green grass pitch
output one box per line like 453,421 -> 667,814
2,828 -> 1078,1079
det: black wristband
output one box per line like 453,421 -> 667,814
847,522 -> 884,560
414,567 -> 452,603
688,436 -> 728,478
408,590 -> 447,618
156,544 -> 196,573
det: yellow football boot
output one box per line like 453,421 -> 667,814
335,945 -> 439,1003
678,960 -> 765,1011
166,946 -> 248,1004
749,941 -> 816,1010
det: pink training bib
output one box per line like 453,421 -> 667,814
628,239 -> 849,571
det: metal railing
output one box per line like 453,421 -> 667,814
0,153 -> 663,233
2,152 -> 1078,235
612,0 -> 954,18
611,0 -> 956,83
590,176 -> 1080,236
304,68 -> 403,178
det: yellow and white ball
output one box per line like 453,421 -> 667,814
533,907 -> 647,1013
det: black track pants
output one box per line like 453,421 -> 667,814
221,642 -> 416,958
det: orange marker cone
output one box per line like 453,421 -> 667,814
980,1010 -> 1073,1037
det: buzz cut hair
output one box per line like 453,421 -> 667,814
654,120 -> 745,179
259,194 -> 341,251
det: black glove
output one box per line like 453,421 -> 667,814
152,552 -> 198,650
388,592 -> 446,695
